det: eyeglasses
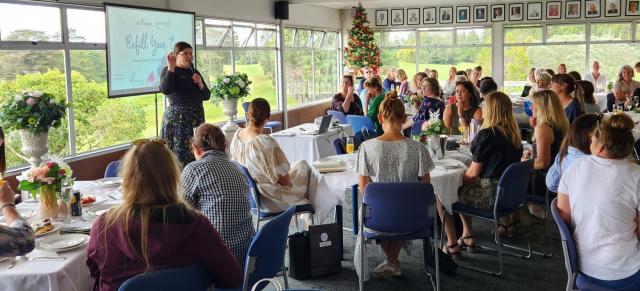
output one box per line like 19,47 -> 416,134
131,138 -> 167,146
178,51 -> 193,56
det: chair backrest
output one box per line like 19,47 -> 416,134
354,128 -> 379,144
411,119 -> 425,135
333,138 -> 346,155
242,207 -> 295,291
104,160 -> 121,178
550,198 -> 578,274
495,159 -> 533,214
327,110 -> 348,124
118,264 -> 212,291
234,162 -> 259,211
634,139 -> 640,160
242,101 -> 250,113
363,182 -> 435,234
346,115 -> 375,133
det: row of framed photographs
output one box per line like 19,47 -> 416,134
374,0 -> 640,26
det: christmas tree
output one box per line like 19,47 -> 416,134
344,3 -> 382,72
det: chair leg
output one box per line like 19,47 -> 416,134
282,265 -> 290,289
358,206 -> 365,291
352,185 -> 359,235
455,217 -> 506,276
434,212 -> 440,291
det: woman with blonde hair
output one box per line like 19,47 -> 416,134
230,98 -> 311,212
87,140 -> 242,291
356,91 -> 438,277
530,90 -> 570,170
429,69 -> 439,80
443,66 -> 458,98
383,67 -> 398,91
612,65 -> 640,108
455,91 -> 523,251
535,72 -> 552,92
396,69 -> 410,97
411,72 -> 428,94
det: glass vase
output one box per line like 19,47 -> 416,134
38,184 -> 59,220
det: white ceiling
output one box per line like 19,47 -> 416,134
289,0 -> 492,9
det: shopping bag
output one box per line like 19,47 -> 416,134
288,223 -> 342,280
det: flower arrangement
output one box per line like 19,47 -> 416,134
17,161 -> 73,204
422,109 -> 447,137
0,90 -> 67,134
410,93 -> 423,109
210,73 -> 252,104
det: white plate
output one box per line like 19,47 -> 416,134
92,177 -> 123,187
86,202 -> 120,217
37,234 -> 88,251
34,222 -> 62,237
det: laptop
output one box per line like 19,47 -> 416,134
300,115 -> 333,135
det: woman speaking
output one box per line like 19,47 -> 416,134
160,42 -> 210,166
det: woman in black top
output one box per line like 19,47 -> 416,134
160,42 -> 211,167
331,75 -> 364,116
452,92 -> 523,253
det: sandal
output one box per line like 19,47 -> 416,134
442,243 -> 461,257
457,235 -> 476,252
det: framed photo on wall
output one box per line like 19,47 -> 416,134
527,2 -> 543,20
585,0 -> 601,17
456,6 -> 470,23
491,4 -> 506,22
509,3 -> 524,21
440,7 -> 453,24
626,0 -> 640,16
423,7 -> 436,24
474,5 -> 488,22
391,9 -> 404,26
546,1 -> 562,19
605,0 -> 621,16
375,9 -> 388,26
407,8 -> 420,25
566,0 -> 581,18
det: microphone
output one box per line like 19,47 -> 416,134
189,63 -> 196,75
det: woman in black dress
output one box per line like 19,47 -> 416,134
160,42 -> 211,167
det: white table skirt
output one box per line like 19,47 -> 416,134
594,92 -> 609,112
0,181 -> 122,291
271,123 -> 354,164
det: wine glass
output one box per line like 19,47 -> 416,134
345,137 -> 355,154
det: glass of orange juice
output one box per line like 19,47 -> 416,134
346,137 -> 355,154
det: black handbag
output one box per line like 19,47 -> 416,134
288,223 -> 342,280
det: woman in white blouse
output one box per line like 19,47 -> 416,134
557,114 -> 640,289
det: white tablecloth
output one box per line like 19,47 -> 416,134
271,123 -> 354,164
309,150 -> 470,220
595,92 -> 609,112
0,181 -> 122,291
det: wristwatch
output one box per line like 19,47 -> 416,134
0,203 -> 15,211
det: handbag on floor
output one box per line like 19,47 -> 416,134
288,223 -> 342,280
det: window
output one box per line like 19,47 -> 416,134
505,26 -> 542,44
589,22 -> 638,80
0,3 -> 61,42
591,22 -> 632,41
419,29 -> 453,46
546,24 -> 585,42
383,30 -> 416,47
195,18 -> 204,45
457,27 -> 491,45
234,50 -> 278,115
67,9 -> 105,43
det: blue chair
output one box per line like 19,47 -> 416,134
118,264 -> 212,291
241,207 -> 295,291
104,160 -> 121,178
234,163 -> 315,230
451,159 -> 534,276
411,119 -> 425,135
347,115 -> 375,134
359,182 -> 440,291
333,138 -> 346,155
243,102 -> 282,133
327,110 -> 348,124
354,128 -> 378,144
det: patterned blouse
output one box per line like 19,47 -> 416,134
413,96 -> 445,122
356,139 -> 435,183
181,150 -> 254,265
0,217 -> 34,257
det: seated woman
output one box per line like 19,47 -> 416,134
332,75 -> 364,116
442,66 -> 458,99
575,81 -> 600,114
182,123 -> 254,265
364,77 -> 387,134
535,71 -> 552,92
396,69 -> 410,97
413,78 -> 445,122
87,139 -> 242,291
557,114 -> 640,290
545,114 -> 600,193
521,68 -> 536,97
612,65 -> 640,110
411,72 -> 428,95
230,98 -> 311,212
443,81 -> 483,135
479,77 -> 498,99
355,91 -> 439,277
456,91 -> 523,250
551,74 -> 583,124
382,68 -> 398,92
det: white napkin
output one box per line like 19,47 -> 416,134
313,160 -> 344,169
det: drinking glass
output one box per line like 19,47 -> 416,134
346,137 -> 355,154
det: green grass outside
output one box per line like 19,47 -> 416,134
393,62 -> 478,82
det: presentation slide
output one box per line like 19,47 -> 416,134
105,4 -> 194,97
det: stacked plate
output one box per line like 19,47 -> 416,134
85,201 -> 121,217
435,159 -> 462,170
36,234 -> 88,252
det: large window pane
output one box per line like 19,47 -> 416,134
0,50 -> 68,169
257,29 -> 276,47
325,32 -> 338,48
505,26 -> 542,44
205,26 -> 232,47
195,19 -> 203,45
234,50 -> 278,113
374,31 -> 382,47
590,44 -> 640,81
297,30 -> 311,48
0,4 -> 61,42
284,28 -> 296,47
67,9 -> 105,43
383,30 -> 416,47
590,22 -> 632,41
546,24 -> 585,42
233,26 -> 255,47
418,47 -> 492,82
381,48 -> 416,79
312,31 -> 324,48
285,50 -> 312,108
504,44 -> 586,93
420,29 -> 453,46
197,51 -> 233,123
314,50 -> 338,100
456,28 -> 491,45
